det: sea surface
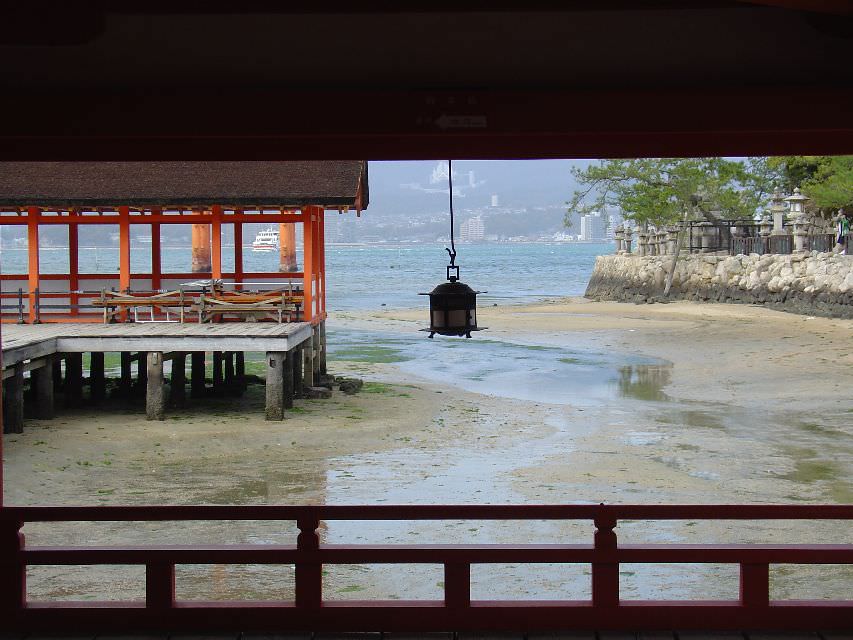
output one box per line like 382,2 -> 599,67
0,241 -> 610,310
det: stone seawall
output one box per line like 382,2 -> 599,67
585,252 -> 853,318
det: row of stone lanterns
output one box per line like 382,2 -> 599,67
615,225 -> 683,256
614,187 -> 828,257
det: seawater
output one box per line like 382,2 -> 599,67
2,241 -> 666,405
0,241 -> 609,310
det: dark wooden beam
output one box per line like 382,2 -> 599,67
1,87 -> 851,160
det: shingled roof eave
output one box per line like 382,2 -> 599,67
0,196 -> 360,209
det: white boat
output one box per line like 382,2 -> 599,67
252,227 -> 279,252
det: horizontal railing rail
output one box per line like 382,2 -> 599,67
1,504 -> 852,633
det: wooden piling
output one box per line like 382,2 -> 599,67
302,340 -> 315,389
135,351 -> 148,397
119,351 -> 132,397
224,351 -> 238,396
265,351 -> 286,420
32,354 -> 55,420
170,352 -> 186,407
319,321 -> 327,376
293,344 -> 304,398
146,351 -> 165,420
213,351 -> 224,395
191,352 -> 206,398
90,352 -> 106,403
2,363 -> 24,434
64,353 -> 83,407
52,355 -> 62,391
235,351 -> 246,394
284,350 -> 295,410
312,325 -> 321,376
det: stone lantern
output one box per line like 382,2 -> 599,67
614,224 -> 625,254
624,226 -> 633,254
759,212 -> 773,238
770,189 -> 788,235
784,188 -> 810,218
647,228 -> 658,256
792,213 -> 809,254
667,225 -> 680,254
637,227 -> 648,256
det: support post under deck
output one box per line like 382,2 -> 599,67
293,344 -> 303,398
224,351 -> 237,396
213,351 -> 224,395
136,352 -> 148,397
90,352 -> 106,404
265,351 -> 286,421
191,352 -> 206,398
170,352 -> 186,408
235,351 -> 246,394
146,352 -> 165,421
64,353 -> 83,407
284,350 -> 295,410
312,325 -> 321,376
32,354 -> 55,420
319,321 -> 327,376
119,351 -> 132,398
302,340 -> 315,389
2,363 -> 24,434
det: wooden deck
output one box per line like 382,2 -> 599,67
1,322 -> 313,368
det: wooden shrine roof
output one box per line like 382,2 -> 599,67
0,161 -> 368,208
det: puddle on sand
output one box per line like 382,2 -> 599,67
327,326 -> 673,406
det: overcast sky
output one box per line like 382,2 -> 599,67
367,160 -> 589,217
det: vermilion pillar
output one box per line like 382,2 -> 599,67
26,207 -> 39,323
279,219 -> 298,272
191,213 -> 212,273
118,206 -> 131,293
211,205 -> 222,280
68,212 -> 79,316
234,214 -> 244,290
302,207 -> 314,322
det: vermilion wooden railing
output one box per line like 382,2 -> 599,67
1,504 -> 852,633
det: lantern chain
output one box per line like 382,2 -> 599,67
446,159 -> 459,282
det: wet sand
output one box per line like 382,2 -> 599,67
4,298 -> 852,602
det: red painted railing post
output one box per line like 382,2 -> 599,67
740,563 -> 770,608
592,510 -> 619,608
444,562 -> 471,608
296,516 -> 322,608
146,562 -> 175,610
0,519 -> 26,613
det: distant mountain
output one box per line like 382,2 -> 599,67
366,160 -> 590,217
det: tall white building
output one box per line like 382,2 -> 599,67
491,194 -> 500,207
580,212 -> 605,241
460,215 -> 485,242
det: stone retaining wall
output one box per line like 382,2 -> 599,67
585,252 -> 853,318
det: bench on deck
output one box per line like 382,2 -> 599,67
91,289 -> 192,323
192,294 -> 302,323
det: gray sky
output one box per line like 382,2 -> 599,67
367,160 -> 589,217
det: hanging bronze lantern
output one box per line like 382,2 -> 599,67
420,160 -> 483,338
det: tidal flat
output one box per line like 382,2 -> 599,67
5,298 -> 852,602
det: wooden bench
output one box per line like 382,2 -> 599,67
91,289 -> 192,323
192,294 -> 301,323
